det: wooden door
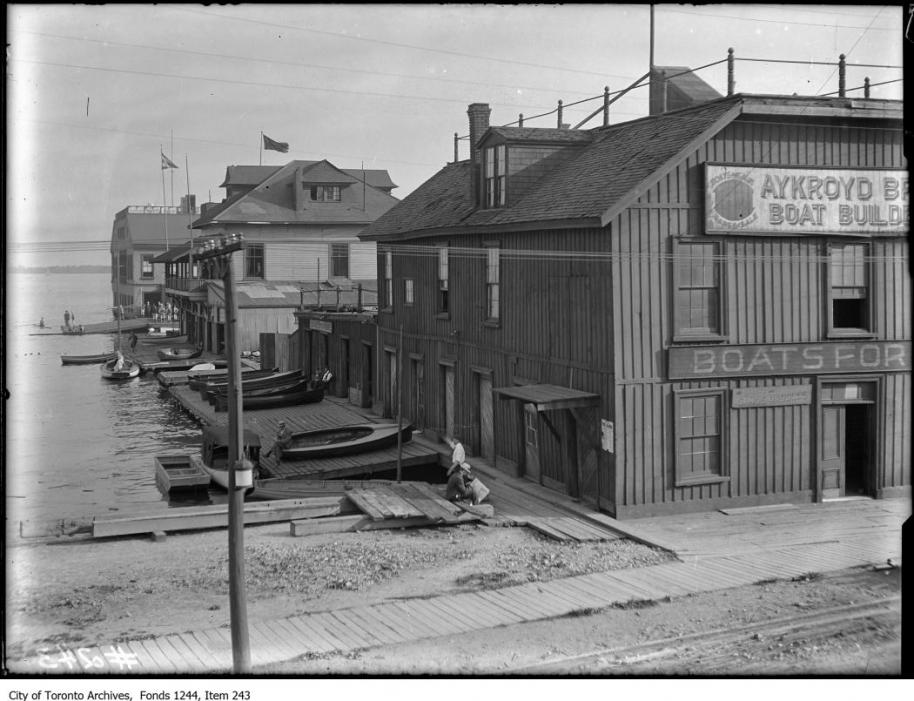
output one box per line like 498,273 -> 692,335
524,403 -> 541,483
820,404 -> 845,499
479,374 -> 494,460
388,351 -> 397,418
360,343 -> 373,409
444,366 -> 455,440
411,359 -> 425,430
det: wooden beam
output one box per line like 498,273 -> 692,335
91,497 -> 353,538
289,511 -> 481,537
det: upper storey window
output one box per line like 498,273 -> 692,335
309,185 -> 341,202
484,145 -> 506,208
828,242 -> 872,337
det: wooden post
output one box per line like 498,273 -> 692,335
603,86 -> 610,127
557,100 -> 563,128
838,54 -> 846,97
453,133 -> 459,163
727,48 -> 735,96
357,283 -> 363,311
518,113 -> 524,127
396,325 -> 404,482
864,77 -> 870,99
221,243 -> 250,674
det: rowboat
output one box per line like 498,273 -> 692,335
213,385 -> 324,412
278,422 -> 414,461
156,347 -> 203,361
187,367 -> 276,391
61,352 -> 116,365
198,369 -> 305,399
206,378 -> 312,403
154,455 -> 211,496
190,425 -> 262,490
144,334 -> 188,345
100,356 -> 140,380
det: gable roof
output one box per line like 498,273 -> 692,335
653,66 -> 722,103
116,211 -> 194,245
193,159 -> 400,228
484,126 -> 594,145
219,163 -> 397,190
362,96 -> 741,240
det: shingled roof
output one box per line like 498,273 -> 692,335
219,163 -> 397,191
362,95 -> 741,241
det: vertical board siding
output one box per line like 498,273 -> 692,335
610,116 -> 904,512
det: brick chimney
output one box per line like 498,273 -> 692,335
467,103 -> 490,205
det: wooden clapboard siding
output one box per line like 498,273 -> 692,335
881,372 -> 911,490
872,238 -> 911,341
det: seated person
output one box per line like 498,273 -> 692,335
264,421 -> 292,458
445,462 -> 474,503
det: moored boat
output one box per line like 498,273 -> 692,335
154,455 -> 211,496
100,354 -> 140,380
61,352 -> 116,365
278,422 -> 414,461
156,346 -> 203,361
190,425 -> 262,490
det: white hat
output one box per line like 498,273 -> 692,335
459,462 -> 471,472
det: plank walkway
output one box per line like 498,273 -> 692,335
9,517 -> 903,674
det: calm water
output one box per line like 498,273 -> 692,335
6,271 -> 214,529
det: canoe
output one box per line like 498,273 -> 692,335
278,422 -> 414,461
154,455 -> 211,496
100,357 -> 140,380
213,385 -> 325,412
199,369 -> 305,398
192,425 -> 262,490
61,352 -> 116,365
156,347 -> 203,361
206,378 -> 312,403
187,367 -> 276,391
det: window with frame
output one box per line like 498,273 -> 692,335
674,390 -> 726,486
486,245 -> 500,321
244,242 -> 264,279
383,250 -> 393,309
828,242 -> 871,336
674,240 -> 723,341
141,255 -> 154,280
309,185 -> 342,202
330,243 -> 350,278
484,145 -> 506,208
404,279 -> 414,306
437,246 -> 449,314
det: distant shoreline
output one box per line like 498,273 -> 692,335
12,266 -> 109,274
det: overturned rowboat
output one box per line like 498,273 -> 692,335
278,422 -> 414,461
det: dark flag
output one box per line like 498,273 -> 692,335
263,134 -> 289,153
161,152 -> 179,169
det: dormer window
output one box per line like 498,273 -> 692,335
484,145 -> 506,208
309,185 -> 341,202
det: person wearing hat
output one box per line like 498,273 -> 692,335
264,420 -> 292,458
446,462 -> 474,503
445,436 -> 465,474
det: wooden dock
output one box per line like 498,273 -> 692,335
29,317 -> 152,336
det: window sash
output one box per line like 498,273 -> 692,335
330,243 -> 350,278
404,279 -> 414,305
245,244 -> 264,279
384,251 -> 393,308
674,241 -> 722,338
486,247 -> 500,319
674,391 -> 725,484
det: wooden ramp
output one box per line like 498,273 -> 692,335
526,516 -> 622,542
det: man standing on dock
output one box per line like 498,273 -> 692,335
63,310 -> 70,328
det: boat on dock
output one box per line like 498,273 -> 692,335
279,422 -> 414,461
187,367 -> 276,391
154,455 -> 211,496
191,425 -> 262,490
213,384 -> 325,412
100,354 -> 140,380
145,325 -> 182,339
198,369 -> 305,398
61,352 -> 116,365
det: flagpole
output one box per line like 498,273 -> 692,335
259,131 -> 262,166
170,130 -> 175,207
161,146 -> 169,251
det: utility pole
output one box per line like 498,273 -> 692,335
192,233 -> 251,673
396,324 -> 404,482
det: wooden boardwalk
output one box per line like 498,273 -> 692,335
10,516 -> 903,674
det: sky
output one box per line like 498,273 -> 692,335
6,3 -> 904,267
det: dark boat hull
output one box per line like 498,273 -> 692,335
279,423 -> 414,461
207,378 -> 312,403
214,386 -> 325,412
199,370 -> 305,398
61,353 -> 116,365
187,367 -> 275,391
100,358 -> 140,380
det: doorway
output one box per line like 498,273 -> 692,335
819,380 -> 876,499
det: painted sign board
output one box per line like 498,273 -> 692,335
669,341 -> 911,379
706,165 -> 908,235
309,319 -> 333,334
731,384 -> 812,408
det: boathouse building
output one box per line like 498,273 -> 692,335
358,92 -> 909,518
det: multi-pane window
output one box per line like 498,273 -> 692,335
309,185 -> 341,202
245,243 -> 264,279
437,246 -> 449,314
484,145 -> 506,208
330,243 -> 350,278
829,243 -> 870,334
404,279 -> 414,305
674,240 -> 722,340
141,255 -> 154,280
384,250 -> 393,309
486,246 -> 500,321
675,390 -> 725,486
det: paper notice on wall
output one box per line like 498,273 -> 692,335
601,419 -> 614,453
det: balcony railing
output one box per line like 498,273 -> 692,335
165,275 -> 209,293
